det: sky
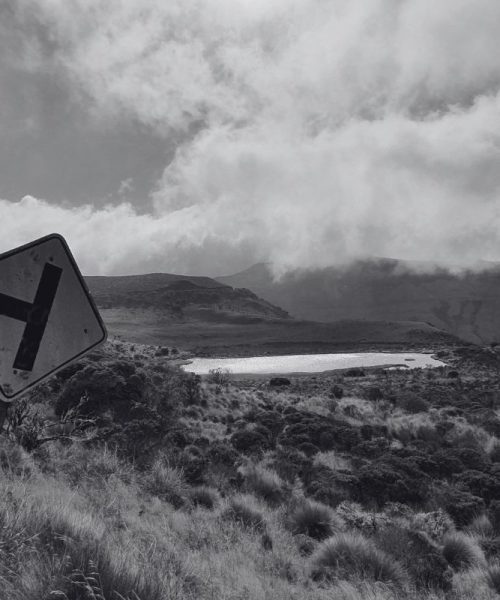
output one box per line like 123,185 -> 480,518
1,0 -> 500,276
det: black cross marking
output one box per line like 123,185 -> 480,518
0,263 -> 62,371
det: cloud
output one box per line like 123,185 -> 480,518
5,0 -> 500,274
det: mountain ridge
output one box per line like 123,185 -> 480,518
217,260 -> 500,344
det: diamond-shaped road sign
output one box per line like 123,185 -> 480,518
0,234 -> 106,401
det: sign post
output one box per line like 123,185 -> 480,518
0,234 -> 106,426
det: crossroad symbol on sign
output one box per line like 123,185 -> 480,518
0,234 -> 107,401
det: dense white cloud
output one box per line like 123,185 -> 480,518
4,0 -> 500,274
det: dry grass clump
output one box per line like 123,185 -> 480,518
442,532 -> 486,570
288,500 -> 342,541
311,532 -> 407,587
143,459 -> 189,508
223,495 -> 267,531
487,563 -> 500,594
189,486 -> 220,509
240,464 -> 286,506
467,514 -> 495,538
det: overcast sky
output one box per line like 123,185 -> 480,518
1,0 -> 500,275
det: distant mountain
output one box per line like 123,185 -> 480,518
217,260 -> 500,344
85,271 -> 461,354
86,272 -> 289,321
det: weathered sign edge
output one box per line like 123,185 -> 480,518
0,233 -> 107,401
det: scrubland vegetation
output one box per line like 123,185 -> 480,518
2,341 -> 500,599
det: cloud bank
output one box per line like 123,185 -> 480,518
3,0 -> 500,274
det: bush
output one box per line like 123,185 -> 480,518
207,441 -> 239,466
311,533 -> 407,587
271,447 -> 312,483
269,377 -> 291,387
344,369 -> 365,377
439,487 -> 485,526
231,430 -> 270,454
454,470 -> 500,504
378,525 -> 452,590
366,387 -> 383,401
356,457 -> 428,505
224,495 -> 266,531
288,500 -> 341,541
207,368 -> 231,385
442,532 -> 486,570
189,486 -> 219,509
490,500 -> 500,533
55,359 -> 147,419
331,385 -> 344,399
398,394 -> 430,414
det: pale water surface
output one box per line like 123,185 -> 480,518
182,352 -> 447,375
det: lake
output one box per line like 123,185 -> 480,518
182,352 -> 447,375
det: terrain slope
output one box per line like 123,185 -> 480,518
85,272 -> 460,355
218,260 -> 500,344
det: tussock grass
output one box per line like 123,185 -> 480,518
487,563 -> 500,594
288,500 -> 342,541
189,486 -> 220,509
442,532 -> 487,570
311,533 -> 408,587
240,464 -> 286,506
143,459 -> 189,508
223,495 -> 267,531
467,514 -> 494,538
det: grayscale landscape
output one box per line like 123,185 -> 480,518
2,2 -> 500,600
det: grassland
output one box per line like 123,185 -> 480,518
1,340 -> 500,599
100,307 -> 459,356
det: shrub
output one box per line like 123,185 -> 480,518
189,486 -> 220,509
366,387 -> 383,401
344,369 -> 365,377
411,509 -> 454,541
440,487 -> 485,526
378,525 -> 452,590
55,359 -> 147,419
442,532 -> 486,570
331,385 -> 344,399
224,495 -> 266,531
311,533 -> 407,587
207,441 -> 239,466
207,368 -> 230,385
240,465 -> 285,506
454,470 -> 500,504
398,394 -> 430,414
272,447 -> 312,483
356,457 -> 428,505
231,430 -> 270,454
288,500 -> 341,541
269,377 -> 291,387
490,500 -> 500,533
181,372 -> 202,405
490,443 -> 500,463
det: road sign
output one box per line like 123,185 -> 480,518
0,234 -> 106,401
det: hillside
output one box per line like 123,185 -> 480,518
86,273 -> 290,321
85,272 -> 460,355
218,261 -> 500,345
2,339 -> 500,600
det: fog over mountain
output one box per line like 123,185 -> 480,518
218,260 -> 500,344
1,1 -> 500,275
